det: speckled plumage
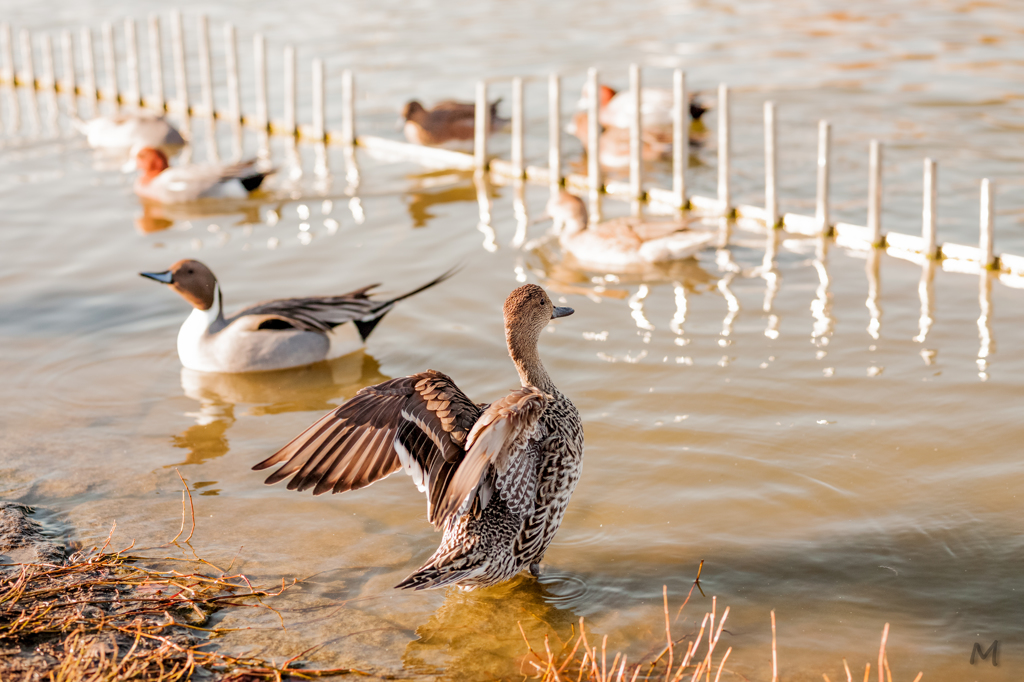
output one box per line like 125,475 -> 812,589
254,284 -> 584,590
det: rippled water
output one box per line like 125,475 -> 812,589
2,1 -> 1023,680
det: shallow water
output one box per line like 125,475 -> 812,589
2,1 -> 1024,680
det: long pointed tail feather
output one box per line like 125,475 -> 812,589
353,267 -> 459,341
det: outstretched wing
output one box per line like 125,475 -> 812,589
432,387 -> 548,526
252,370 -> 483,527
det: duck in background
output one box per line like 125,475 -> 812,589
133,148 -> 273,204
253,284 -> 584,591
543,191 -> 716,270
402,99 -> 509,146
570,84 -> 707,168
140,259 -> 454,373
74,112 -> 187,159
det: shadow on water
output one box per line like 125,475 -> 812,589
168,352 -> 388,467
403,573 -> 592,681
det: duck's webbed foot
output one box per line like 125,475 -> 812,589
529,562 -> 542,577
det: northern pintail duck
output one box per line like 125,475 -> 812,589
134,148 -> 273,204
141,260 -> 452,373
546,191 -> 716,269
570,88 -> 707,168
402,99 -> 509,146
75,112 -> 187,158
254,284 -> 584,591
578,84 -> 707,129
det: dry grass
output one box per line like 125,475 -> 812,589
518,566 -> 925,682
0,475 -> 361,681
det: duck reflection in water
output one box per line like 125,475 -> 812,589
170,352 -> 388,467
403,571 -> 593,680
405,170 -> 499,228
134,198 -> 268,234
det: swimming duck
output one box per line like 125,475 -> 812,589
75,112 -> 187,158
401,99 -> 509,146
570,87 -> 707,168
253,284 -> 584,591
140,260 -> 453,373
578,84 -> 707,129
545,191 -> 716,270
134,148 -> 273,204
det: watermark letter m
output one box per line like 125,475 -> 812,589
970,640 -> 999,666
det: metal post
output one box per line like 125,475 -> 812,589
60,30 -> 76,116
224,24 -> 240,122
717,83 -> 730,215
341,68 -> 354,145
170,11 -> 188,114
125,18 -> 140,106
922,158 -> 937,258
548,72 -> 561,196
101,23 -> 116,103
764,101 -> 777,227
253,34 -> 267,130
474,79 -> 488,173
283,45 -> 295,134
20,29 -> 35,89
511,76 -> 524,178
147,16 -> 163,111
815,120 -> 831,235
312,58 -> 324,141
587,67 -> 602,223
868,140 -> 882,245
40,34 -> 55,90
628,63 -> 642,207
672,68 -> 686,208
80,27 -> 96,113
197,15 -> 213,117
980,178 -> 995,269
1,24 -> 12,84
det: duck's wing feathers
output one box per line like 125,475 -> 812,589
432,387 -> 548,525
253,370 -> 483,526
233,269 -> 454,338
233,285 -> 382,333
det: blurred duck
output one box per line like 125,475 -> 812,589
545,191 -> 716,269
570,87 -> 707,168
578,83 -> 707,129
402,99 -> 509,146
74,112 -> 187,158
133,148 -> 273,204
253,284 -> 583,591
140,259 -> 453,373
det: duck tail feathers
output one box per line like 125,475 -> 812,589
354,267 -> 458,341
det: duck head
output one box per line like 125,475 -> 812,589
141,259 -> 219,311
135,147 -> 169,185
546,192 -> 589,243
503,284 -> 573,389
401,100 -> 428,123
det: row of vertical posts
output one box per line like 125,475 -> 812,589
0,15 -> 341,143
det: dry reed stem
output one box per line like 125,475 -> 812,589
877,623 -> 889,682
770,609 -> 778,682
843,657 -> 852,682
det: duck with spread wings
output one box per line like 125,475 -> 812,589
253,284 -> 584,590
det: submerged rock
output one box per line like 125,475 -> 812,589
0,502 -> 65,570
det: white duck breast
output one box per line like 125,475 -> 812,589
138,162 -> 265,204
600,88 -> 675,130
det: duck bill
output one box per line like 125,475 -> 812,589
551,306 -> 574,319
140,270 -> 174,284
